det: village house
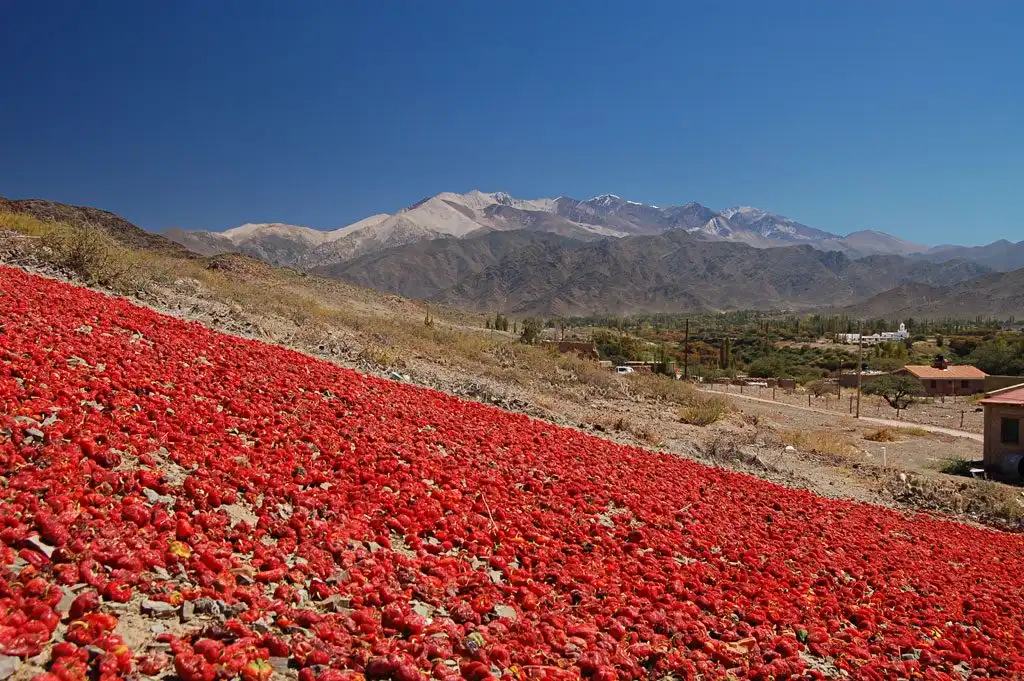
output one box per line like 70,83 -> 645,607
897,356 -> 987,397
979,384 -> 1024,472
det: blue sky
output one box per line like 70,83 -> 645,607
1,1 -> 1022,245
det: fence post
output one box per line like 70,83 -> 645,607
849,395 -> 854,414
960,410 -> 965,429
773,386 -> 776,400
808,394 -> 811,407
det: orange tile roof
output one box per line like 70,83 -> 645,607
980,384 -> 1024,405
902,365 -> 988,380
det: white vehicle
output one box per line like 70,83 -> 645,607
615,366 -> 635,375
746,380 -> 769,388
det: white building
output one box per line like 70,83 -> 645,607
884,322 -> 911,341
836,322 -> 910,346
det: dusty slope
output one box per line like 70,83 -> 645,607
0,195 -> 194,258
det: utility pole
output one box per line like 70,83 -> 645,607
855,329 -> 864,419
683,318 -> 690,380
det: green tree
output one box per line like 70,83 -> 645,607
969,340 -> 1024,375
867,356 -> 907,373
948,337 -> 978,358
519,318 -> 542,345
863,375 -> 925,411
805,379 -> 832,397
747,354 -> 790,378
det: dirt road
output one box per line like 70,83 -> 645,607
701,389 -> 983,442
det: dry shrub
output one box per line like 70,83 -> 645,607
631,424 -> 663,446
782,429 -> 859,459
2,212 -> 152,292
357,343 -> 404,369
865,427 -> 930,442
624,373 -> 696,404
592,415 -> 663,446
864,428 -> 899,442
679,395 -> 732,426
554,353 -> 619,391
938,458 -> 974,476
698,433 -> 777,471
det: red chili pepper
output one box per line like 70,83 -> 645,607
173,652 -> 217,681
102,581 -> 133,603
4,266 -> 1024,680
67,591 -> 100,620
136,651 -> 169,676
192,638 -> 225,664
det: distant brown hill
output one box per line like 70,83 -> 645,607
0,195 -> 194,258
328,228 -> 990,316
841,269 -> 1024,319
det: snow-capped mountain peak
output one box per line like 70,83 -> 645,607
167,190 -> 908,274
718,206 -> 836,241
586,194 -> 623,206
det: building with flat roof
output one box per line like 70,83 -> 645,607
979,384 -> 1024,469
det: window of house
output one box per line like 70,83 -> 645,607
961,380 -> 969,388
1002,417 -> 1021,445
930,380 -> 937,389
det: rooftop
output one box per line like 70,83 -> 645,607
902,365 -> 988,380
980,384 -> 1024,406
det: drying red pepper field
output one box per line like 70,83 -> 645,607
1,265 -> 1023,681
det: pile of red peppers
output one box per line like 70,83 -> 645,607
1,265 -> 1023,680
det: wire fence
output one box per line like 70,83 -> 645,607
703,381 -> 984,433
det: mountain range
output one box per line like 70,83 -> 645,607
4,191 -> 1024,318
166,190 -> 958,268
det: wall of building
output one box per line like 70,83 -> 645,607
919,378 -> 986,397
983,404 -> 1024,466
984,376 -> 1024,393
838,372 -> 887,388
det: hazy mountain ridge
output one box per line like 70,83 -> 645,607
911,239 -> 1024,272
840,269 -> 1024,319
329,228 -> 992,316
